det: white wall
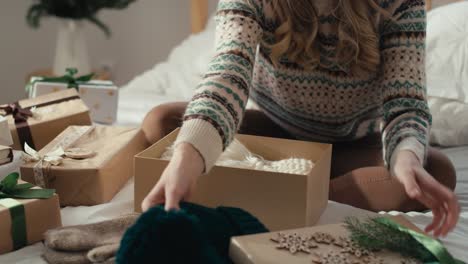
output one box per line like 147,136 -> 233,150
0,0 -> 217,103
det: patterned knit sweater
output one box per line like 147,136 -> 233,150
176,0 -> 431,173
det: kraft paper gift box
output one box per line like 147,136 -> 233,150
0,116 -> 13,146
0,146 -> 13,166
0,176 -> 61,254
134,128 -> 332,231
0,89 -> 92,151
29,77 -> 119,124
21,125 -> 147,206
229,216 -> 427,264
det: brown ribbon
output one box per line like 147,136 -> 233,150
7,147 -> 13,163
0,103 -> 33,123
0,95 -> 80,151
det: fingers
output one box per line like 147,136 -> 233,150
398,170 -> 422,199
417,192 -> 445,236
165,186 -> 181,211
141,180 -> 165,212
415,167 -> 460,236
424,204 -> 444,234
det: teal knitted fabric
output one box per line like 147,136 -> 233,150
116,203 -> 268,264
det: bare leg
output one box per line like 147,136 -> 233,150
329,142 -> 457,212
141,102 -> 188,145
141,102 -> 293,144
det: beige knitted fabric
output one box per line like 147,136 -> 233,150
42,214 -> 139,264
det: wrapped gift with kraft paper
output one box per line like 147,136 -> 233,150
0,89 -> 92,151
134,128 -> 332,231
0,173 -> 61,254
0,146 -> 13,166
28,69 -> 118,124
21,125 -> 147,206
229,215 -> 461,264
0,116 -> 13,146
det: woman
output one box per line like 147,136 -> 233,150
141,0 -> 460,236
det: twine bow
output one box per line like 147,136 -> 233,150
25,68 -> 95,93
22,143 -> 65,188
0,104 -> 33,123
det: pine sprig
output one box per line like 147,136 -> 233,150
344,217 -> 435,262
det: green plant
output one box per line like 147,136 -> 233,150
26,0 -> 136,37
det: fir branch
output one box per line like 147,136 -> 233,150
344,217 -> 435,262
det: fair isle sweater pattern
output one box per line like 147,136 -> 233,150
176,0 -> 431,172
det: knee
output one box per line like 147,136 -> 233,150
141,102 -> 186,145
426,148 -> 457,191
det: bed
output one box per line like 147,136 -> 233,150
1,0 -> 468,263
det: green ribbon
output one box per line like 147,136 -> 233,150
0,172 -> 55,250
25,68 -> 95,93
375,217 -> 466,264
0,198 -> 26,250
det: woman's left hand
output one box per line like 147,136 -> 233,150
392,150 -> 460,237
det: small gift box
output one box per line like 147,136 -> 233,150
28,69 -> 118,124
0,116 -> 13,146
229,216 -> 460,264
0,89 -> 92,151
134,128 -> 332,231
0,146 -> 13,166
0,173 -> 61,254
20,125 -> 147,206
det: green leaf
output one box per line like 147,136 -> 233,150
0,173 -> 20,193
26,4 -> 45,29
87,16 -> 111,38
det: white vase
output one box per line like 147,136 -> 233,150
53,19 -> 91,76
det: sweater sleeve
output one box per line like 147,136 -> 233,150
175,0 -> 264,172
380,0 -> 432,172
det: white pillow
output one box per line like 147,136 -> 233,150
426,1 -> 468,103
429,97 -> 468,146
426,2 -> 468,146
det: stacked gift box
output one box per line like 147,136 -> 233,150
0,173 -> 61,254
27,68 -> 119,124
0,70 -> 147,254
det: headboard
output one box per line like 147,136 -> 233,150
190,0 -> 464,33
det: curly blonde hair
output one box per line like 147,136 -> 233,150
270,0 -> 386,76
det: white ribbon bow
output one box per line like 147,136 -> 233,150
22,142 -> 65,166
22,142 -> 67,188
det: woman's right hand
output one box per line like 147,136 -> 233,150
141,142 -> 205,212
